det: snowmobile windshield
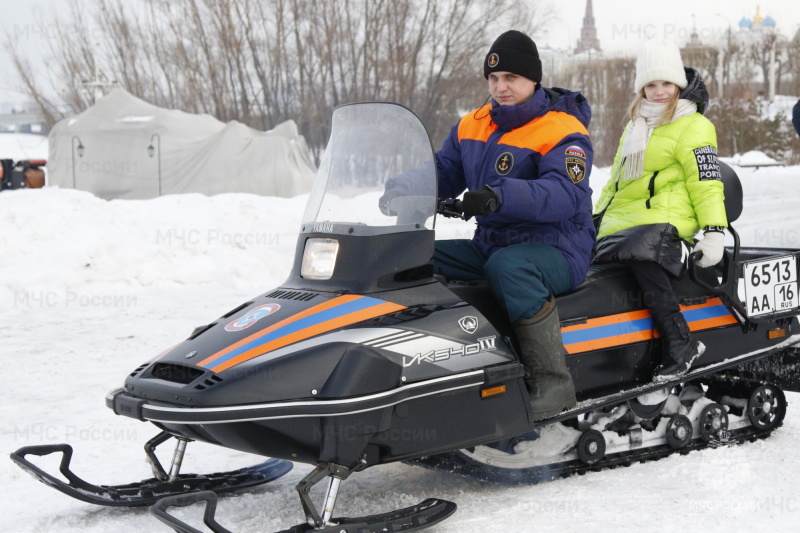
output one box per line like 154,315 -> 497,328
301,102 -> 437,236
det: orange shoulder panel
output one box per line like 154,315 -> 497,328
499,111 -> 589,155
457,105 -> 495,142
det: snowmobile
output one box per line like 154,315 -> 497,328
11,102 -> 800,533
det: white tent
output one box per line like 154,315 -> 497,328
47,88 -> 316,199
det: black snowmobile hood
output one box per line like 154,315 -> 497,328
680,67 -> 709,115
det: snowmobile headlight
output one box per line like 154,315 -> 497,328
301,238 -> 339,280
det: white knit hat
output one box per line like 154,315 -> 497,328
634,39 -> 688,93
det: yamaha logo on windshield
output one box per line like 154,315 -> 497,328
458,316 -> 479,334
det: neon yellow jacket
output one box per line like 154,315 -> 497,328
594,112 -> 727,242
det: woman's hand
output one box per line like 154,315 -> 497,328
693,229 -> 725,267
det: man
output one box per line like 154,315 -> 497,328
434,30 -> 595,420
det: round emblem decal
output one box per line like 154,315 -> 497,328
495,152 -> 513,176
225,303 -> 281,332
458,316 -> 479,334
487,53 -> 499,68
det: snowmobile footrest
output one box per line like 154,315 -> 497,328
10,443 -> 292,507
151,491 -> 457,533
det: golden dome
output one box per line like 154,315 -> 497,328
753,5 -> 764,25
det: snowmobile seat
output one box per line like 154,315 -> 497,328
555,262 -> 719,324
446,165 -> 743,335
447,262 -> 720,336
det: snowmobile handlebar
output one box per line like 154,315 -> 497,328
437,198 -> 465,219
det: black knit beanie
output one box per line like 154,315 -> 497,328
484,30 -> 542,82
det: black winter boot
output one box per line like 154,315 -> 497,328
514,296 -> 577,420
653,311 -> 705,382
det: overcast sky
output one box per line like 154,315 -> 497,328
1,0 -> 799,106
0,0 -> 62,106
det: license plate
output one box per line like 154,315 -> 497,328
742,255 -> 799,316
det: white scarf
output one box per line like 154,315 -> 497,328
619,99 -> 698,182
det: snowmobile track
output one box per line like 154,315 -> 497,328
407,423 -> 777,485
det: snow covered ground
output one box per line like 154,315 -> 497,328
0,132 -> 47,161
2,161 -> 800,532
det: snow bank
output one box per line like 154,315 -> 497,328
0,188 -> 306,299
722,150 -> 782,168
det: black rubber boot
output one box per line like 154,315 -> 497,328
653,311 -> 705,382
514,296 -> 577,420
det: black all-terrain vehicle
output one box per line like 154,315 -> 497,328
12,103 -> 800,533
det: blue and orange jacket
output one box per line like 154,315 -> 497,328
436,86 -> 595,288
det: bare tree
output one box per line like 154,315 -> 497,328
784,33 -> 800,96
682,45 -> 721,93
746,33 -> 783,96
6,0 -> 556,160
551,57 -> 634,167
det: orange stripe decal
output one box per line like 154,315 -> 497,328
198,295 -> 362,368
198,295 -> 406,373
562,298 -> 737,355
210,302 -> 404,373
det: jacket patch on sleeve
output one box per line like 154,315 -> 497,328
565,157 -> 587,184
565,145 -> 586,159
693,146 -> 721,181
495,152 -> 513,175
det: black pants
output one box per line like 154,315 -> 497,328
629,261 -> 681,329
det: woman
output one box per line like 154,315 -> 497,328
593,39 -> 728,382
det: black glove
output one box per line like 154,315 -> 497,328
379,189 -> 401,216
462,186 -> 500,220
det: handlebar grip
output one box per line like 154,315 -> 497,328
436,198 -> 464,218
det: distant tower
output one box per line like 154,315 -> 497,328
574,0 -> 602,54
688,14 -> 702,47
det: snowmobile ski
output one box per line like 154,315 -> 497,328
10,435 -> 292,507
151,491 -> 456,533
